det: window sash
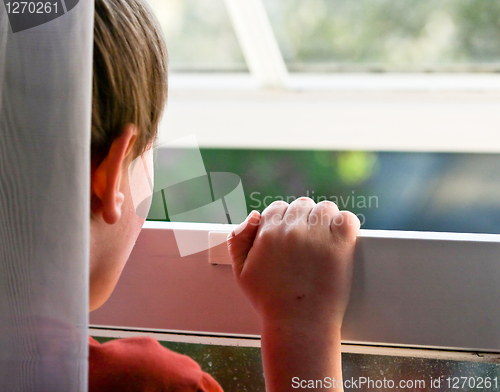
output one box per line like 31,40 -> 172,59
90,221 -> 500,353
161,75 -> 500,153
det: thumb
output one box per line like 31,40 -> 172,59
227,210 -> 261,276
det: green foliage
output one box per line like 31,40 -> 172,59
147,0 -> 500,71
266,0 -> 500,70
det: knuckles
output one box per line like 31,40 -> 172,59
291,197 -> 316,209
263,200 -> 289,213
314,200 -> 339,212
256,197 -> 360,250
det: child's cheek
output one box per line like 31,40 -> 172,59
127,150 -> 154,219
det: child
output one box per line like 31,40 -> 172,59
88,0 -> 360,391
89,0 -> 224,390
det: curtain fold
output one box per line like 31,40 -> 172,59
0,1 -> 93,390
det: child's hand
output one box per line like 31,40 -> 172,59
228,197 -> 359,330
227,198 -> 360,392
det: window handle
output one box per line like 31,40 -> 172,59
208,231 -> 232,265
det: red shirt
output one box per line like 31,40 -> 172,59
89,336 -> 224,392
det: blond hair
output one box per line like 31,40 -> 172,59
92,0 -> 168,161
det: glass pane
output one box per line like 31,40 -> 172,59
149,149 -> 500,234
92,337 -> 500,392
147,0 -> 247,72
264,0 -> 500,72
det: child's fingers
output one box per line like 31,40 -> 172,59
330,210 -> 361,243
283,197 -> 316,226
308,200 -> 340,228
260,200 -> 289,225
227,211 -> 261,276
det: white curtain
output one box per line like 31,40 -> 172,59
0,0 -> 93,390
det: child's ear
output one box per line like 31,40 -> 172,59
91,124 -> 138,224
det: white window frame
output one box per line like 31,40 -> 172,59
90,0 -> 500,364
90,222 -> 500,356
161,77 -> 500,153
89,326 -> 500,364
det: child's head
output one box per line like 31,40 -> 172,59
89,0 -> 167,311
92,0 -> 168,162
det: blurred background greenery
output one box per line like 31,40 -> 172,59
148,0 -> 500,72
148,149 -> 500,234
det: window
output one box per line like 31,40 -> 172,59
148,149 -> 500,234
91,0 -> 500,389
149,0 -> 500,73
265,0 -> 500,72
147,0 -> 246,72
